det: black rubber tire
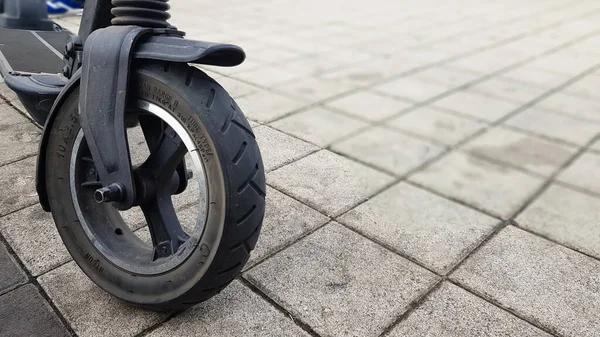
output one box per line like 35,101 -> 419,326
44,61 -> 265,311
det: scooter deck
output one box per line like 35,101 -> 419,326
0,28 -> 70,76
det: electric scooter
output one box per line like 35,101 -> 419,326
0,0 -> 265,311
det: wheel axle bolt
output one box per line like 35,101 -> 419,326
94,183 -> 124,204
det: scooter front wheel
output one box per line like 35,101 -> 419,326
44,61 -> 265,311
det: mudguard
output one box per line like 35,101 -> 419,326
36,32 -> 245,211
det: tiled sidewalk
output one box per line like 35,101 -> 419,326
2,0 -> 600,336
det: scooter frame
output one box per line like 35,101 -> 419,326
16,0 -> 246,214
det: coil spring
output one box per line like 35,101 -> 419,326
111,0 -> 171,28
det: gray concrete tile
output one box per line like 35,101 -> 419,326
389,282 -> 550,337
236,90 -> 309,123
233,65 -> 304,87
562,74 -> 600,101
339,182 -> 498,274
432,90 -> 521,122
452,226 -> 600,337
275,77 -> 356,102
499,66 -> 569,90
270,107 -> 368,147
215,76 -> 259,98
248,187 -> 329,267
315,64 -> 389,86
410,152 -> 545,219
9,99 -> 27,116
0,83 -> 19,102
243,43 -> 303,64
0,205 -> 70,276
462,127 -> 577,176
557,151 -> 600,195
592,139 -> 600,153
0,157 -> 38,217
535,92 -> 600,123
409,65 -> 481,87
0,103 -> 32,127
284,55 -> 359,77
388,106 -> 486,146
147,280 -> 311,337
318,57 -> 419,86
0,240 -> 27,294
245,223 -> 439,337
375,77 -> 453,102
505,108 -> 599,146
326,91 -> 414,122
267,150 -> 394,216
0,284 -> 70,337
517,184 -> 600,259
0,123 -> 41,166
331,126 -> 445,176
38,262 -> 167,337
254,125 -> 319,172
468,78 -> 548,104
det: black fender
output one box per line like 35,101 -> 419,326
134,35 -> 245,67
36,35 -> 245,211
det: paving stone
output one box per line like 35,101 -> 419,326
499,66 -> 569,89
535,92 -> 600,123
245,223 -> 439,337
326,91 -> 414,122
0,284 -> 70,337
269,107 -> 368,147
284,55 -> 359,77
236,90 -> 309,123
0,83 -> 19,102
462,127 -> 577,176
452,226 -> 600,337
389,282 -> 551,337
276,77 -> 356,102
556,151 -> 600,194
505,107 -> 599,146
247,187 -> 329,267
0,240 -> 27,294
243,43 -> 303,64
339,182 -> 498,273
517,184 -> 600,259
234,65 -> 304,87
254,125 -> 319,172
331,126 -> 445,176
0,103 -> 32,127
410,152 -> 544,219
316,64 -> 389,86
0,123 -> 41,166
147,280 -> 310,337
0,157 -> 38,216
408,65 -> 481,87
468,77 -> 548,104
388,106 -> 486,146
267,150 -> 394,216
38,262 -> 167,337
592,139 -> 600,153
215,76 -> 259,98
374,77 -> 453,102
562,74 -> 600,101
0,205 -> 71,276
318,57 -> 419,86
432,90 -> 521,122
